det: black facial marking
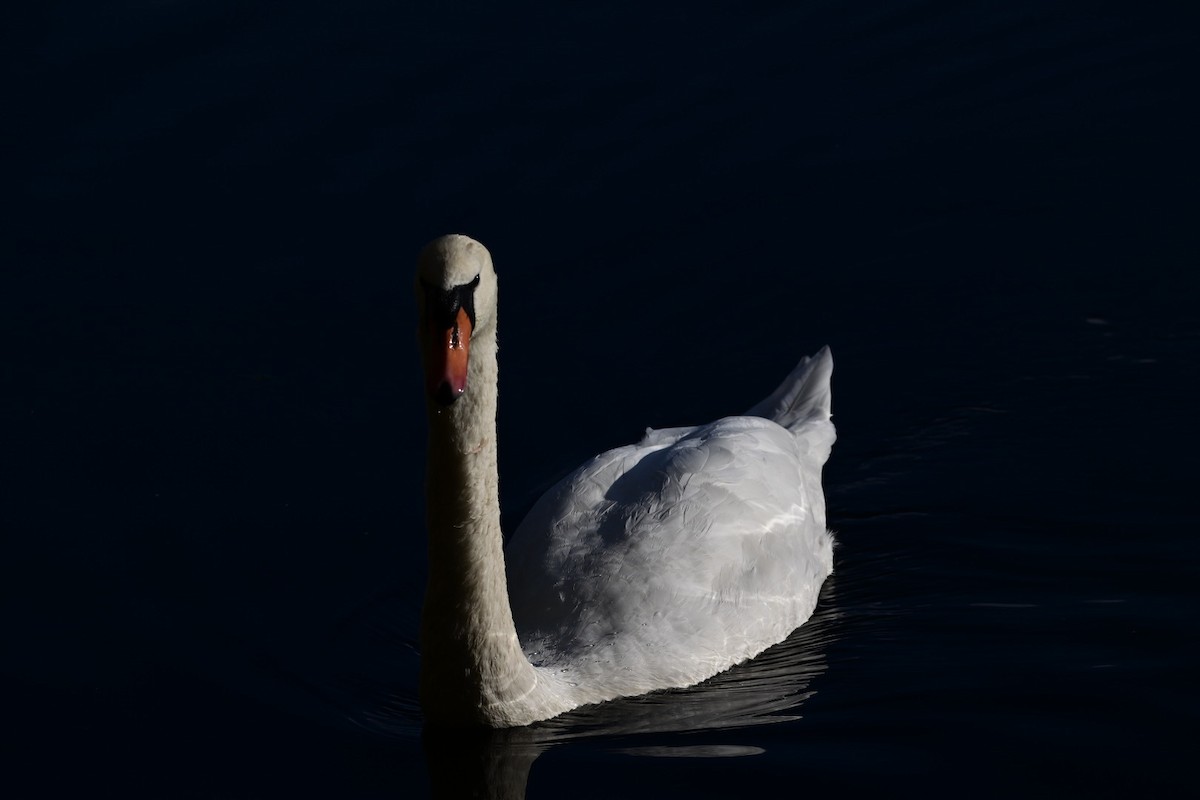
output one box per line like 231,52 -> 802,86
424,274 -> 481,330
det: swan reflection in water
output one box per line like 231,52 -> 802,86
354,234 -> 839,795
352,578 -> 838,799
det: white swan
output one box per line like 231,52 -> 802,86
416,234 -> 835,728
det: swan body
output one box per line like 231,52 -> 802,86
416,235 -> 834,728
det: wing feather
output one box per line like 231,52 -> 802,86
506,414 -> 833,697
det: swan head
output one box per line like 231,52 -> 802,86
416,234 -> 497,407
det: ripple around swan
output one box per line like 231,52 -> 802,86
331,576 -> 840,796
13,0 -> 1195,795
345,576 -> 839,742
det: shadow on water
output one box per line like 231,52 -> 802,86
351,578 -> 841,799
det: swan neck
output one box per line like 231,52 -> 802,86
420,325 -> 539,726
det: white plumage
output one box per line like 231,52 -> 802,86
416,235 -> 834,728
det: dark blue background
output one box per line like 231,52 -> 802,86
8,1 -> 1198,796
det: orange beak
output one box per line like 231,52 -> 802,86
427,306 -> 472,406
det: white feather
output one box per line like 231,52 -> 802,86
417,235 -> 834,728
507,354 -> 834,705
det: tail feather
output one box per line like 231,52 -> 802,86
746,346 -> 833,434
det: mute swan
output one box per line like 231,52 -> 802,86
417,234 -> 835,728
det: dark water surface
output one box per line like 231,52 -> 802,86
9,1 -> 1198,796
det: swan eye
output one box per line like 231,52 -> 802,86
424,274 -> 481,330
